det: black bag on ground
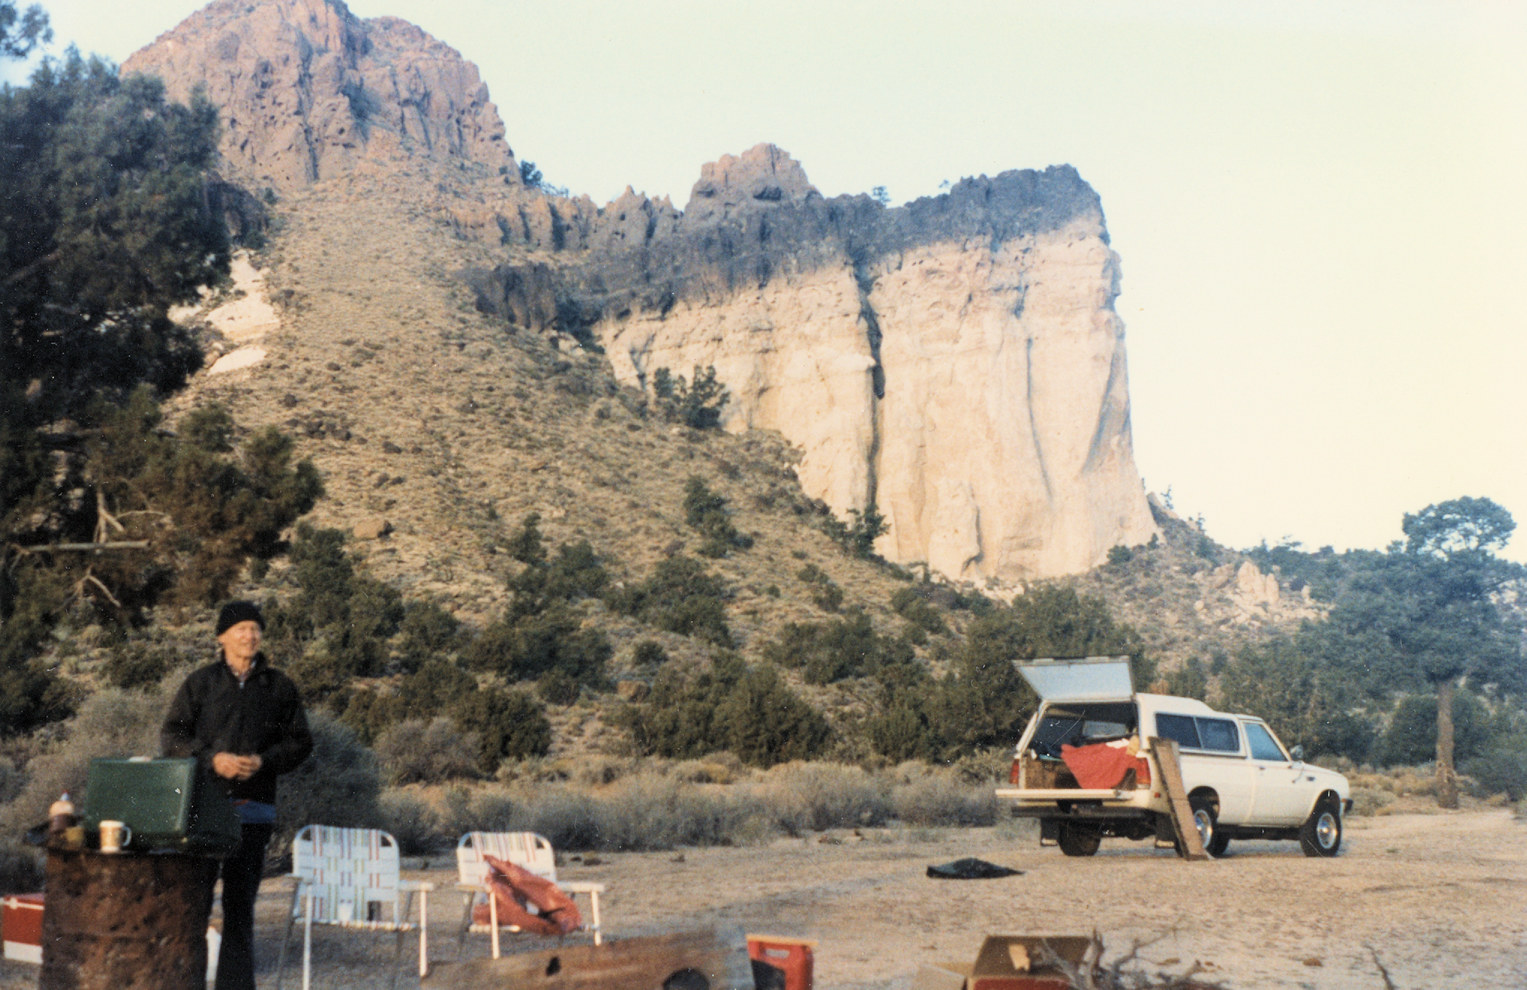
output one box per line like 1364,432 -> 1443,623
925,857 -> 1023,880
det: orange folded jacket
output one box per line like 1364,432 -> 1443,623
472,853 -> 583,936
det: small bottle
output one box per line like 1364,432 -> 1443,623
49,792 -> 76,837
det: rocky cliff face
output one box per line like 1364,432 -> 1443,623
123,0 -> 517,191
129,0 -> 1156,583
473,145 -> 1157,581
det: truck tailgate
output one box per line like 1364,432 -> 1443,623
994,787 -> 1130,801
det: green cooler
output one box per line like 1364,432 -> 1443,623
81,757 -> 241,855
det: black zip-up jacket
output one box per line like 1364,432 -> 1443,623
161,653 -> 313,805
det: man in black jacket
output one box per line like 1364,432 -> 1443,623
163,600 -> 312,990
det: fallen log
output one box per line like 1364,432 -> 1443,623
424,926 -> 756,990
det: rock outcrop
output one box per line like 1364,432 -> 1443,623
123,0 -> 517,191
1234,560 -> 1282,607
473,145 -> 1158,581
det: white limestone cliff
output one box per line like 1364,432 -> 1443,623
589,147 -> 1157,582
869,229 -> 1151,580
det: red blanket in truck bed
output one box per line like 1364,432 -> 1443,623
1059,741 -> 1151,788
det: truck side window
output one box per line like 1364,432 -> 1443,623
1196,717 -> 1241,753
1155,713 -> 1200,749
1244,722 -> 1287,761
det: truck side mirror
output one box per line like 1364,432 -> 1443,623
1290,745 -> 1304,762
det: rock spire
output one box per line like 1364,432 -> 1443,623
123,0 -> 518,190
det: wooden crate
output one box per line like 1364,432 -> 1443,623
1020,755 -> 1078,789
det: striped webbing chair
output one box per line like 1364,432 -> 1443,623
275,826 -> 433,990
454,831 -> 605,957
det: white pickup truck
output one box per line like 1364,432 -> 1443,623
994,657 -> 1351,858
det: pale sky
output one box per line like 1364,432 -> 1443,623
7,0 -> 1525,561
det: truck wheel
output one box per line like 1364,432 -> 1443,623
1190,794 -> 1230,857
1299,799 -> 1342,857
1057,822 -> 1101,857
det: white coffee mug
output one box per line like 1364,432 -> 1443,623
99,820 -> 132,853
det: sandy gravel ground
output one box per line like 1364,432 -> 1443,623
4,810 -> 1524,989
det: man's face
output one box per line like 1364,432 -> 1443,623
217,620 -> 262,670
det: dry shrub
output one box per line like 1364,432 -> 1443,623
0,756 -> 22,805
1398,771 -> 1437,797
0,839 -> 43,895
561,754 -> 639,788
491,757 -> 561,785
668,754 -> 746,785
594,774 -> 771,851
275,710 -> 385,857
438,786 -> 519,838
492,754 -> 635,787
1347,765 -> 1437,798
1348,786 -> 1396,817
566,777 -> 675,850
374,717 -> 480,785
759,762 -> 890,834
888,768 -> 998,827
950,747 -> 1013,784
355,759 -> 1018,855
1383,767 -> 1437,797
517,785 -> 602,850
483,776 -> 774,852
379,789 -> 442,854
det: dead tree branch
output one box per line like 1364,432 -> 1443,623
12,541 -> 150,553
94,488 -> 126,543
1033,931 -> 1226,990
75,571 -> 122,609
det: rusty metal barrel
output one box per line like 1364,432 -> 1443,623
41,848 -> 218,990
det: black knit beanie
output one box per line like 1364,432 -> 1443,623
215,600 -> 264,636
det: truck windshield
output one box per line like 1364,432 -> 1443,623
1030,702 -> 1138,758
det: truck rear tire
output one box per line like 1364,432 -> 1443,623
1057,822 -> 1101,857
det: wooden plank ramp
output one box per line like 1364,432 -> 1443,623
423,926 -> 756,990
1150,737 -> 1210,860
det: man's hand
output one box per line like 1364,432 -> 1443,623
212,752 -> 263,781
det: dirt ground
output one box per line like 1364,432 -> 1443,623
3,809 -> 1524,989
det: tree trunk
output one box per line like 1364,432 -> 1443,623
1435,678 -> 1459,809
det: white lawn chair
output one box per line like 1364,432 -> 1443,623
454,831 -> 606,957
275,826 -> 433,990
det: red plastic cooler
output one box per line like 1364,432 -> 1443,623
747,934 -> 816,990
1,893 -> 44,964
